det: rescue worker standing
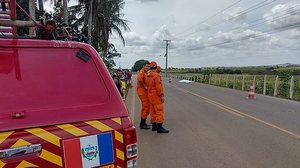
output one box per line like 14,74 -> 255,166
137,61 -> 151,129
157,66 -> 161,74
113,69 -> 124,98
146,61 -> 169,133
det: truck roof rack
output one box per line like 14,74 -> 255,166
0,0 -> 88,43
0,0 -> 38,37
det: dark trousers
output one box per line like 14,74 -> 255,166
1,2 -> 6,11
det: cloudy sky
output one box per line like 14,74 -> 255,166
46,0 -> 300,69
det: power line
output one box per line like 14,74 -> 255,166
175,0 -> 280,39
210,0 -> 279,27
172,0 -> 243,38
187,22 -> 300,50
246,4 -> 300,25
233,8 -> 300,33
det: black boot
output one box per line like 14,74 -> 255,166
152,123 -> 158,131
139,119 -> 150,129
157,123 -> 169,133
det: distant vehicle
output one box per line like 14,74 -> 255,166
0,39 -> 137,168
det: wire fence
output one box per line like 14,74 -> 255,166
169,74 -> 300,101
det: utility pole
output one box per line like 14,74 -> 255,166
63,0 -> 68,24
29,0 -> 36,37
88,0 -> 93,44
163,40 -> 171,77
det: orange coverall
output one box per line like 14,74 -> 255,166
137,69 -> 151,120
146,70 -> 164,123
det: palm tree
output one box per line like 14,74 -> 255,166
44,0 -> 69,24
79,0 -> 130,56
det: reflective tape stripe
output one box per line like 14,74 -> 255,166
0,131 -> 14,144
56,124 -> 88,137
85,121 -> 113,132
40,149 -> 62,167
112,118 -> 122,125
16,161 -> 38,168
0,160 -> 6,168
114,131 -> 123,143
25,128 -> 61,147
11,139 -> 31,148
100,164 -> 114,168
116,149 -> 124,161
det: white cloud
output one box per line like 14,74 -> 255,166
112,0 -> 300,68
123,32 -> 148,46
264,3 -> 300,28
175,37 -> 205,51
291,28 -> 300,38
151,25 -> 174,48
223,7 -> 247,21
152,25 -> 173,41
112,25 -> 174,68
206,29 -> 271,49
196,24 -> 211,31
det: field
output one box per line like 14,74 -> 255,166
168,72 -> 300,101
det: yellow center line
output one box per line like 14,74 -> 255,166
205,100 -> 245,118
169,83 -> 300,139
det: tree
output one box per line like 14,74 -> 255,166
44,0 -> 69,23
132,60 -> 147,72
78,0 -> 130,56
100,43 -> 121,71
277,70 -> 292,98
52,2 -> 84,35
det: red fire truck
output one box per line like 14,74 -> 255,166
0,1 -> 137,168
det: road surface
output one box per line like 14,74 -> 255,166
125,77 -> 300,168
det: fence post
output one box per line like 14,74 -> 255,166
253,75 -> 256,91
263,75 -> 267,95
226,75 -> 229,87
290,76 -> 294,99
214,74 -> 217,85
193,75 -> 195,82
196,76 -> 199,82
242,75 -> 245,91
274,75 -> 279,97
209,75 -> 211,84
233,75 -> 236,89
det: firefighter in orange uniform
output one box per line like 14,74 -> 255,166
137,61 -> 151,129
157,66 -> 161,73
146,61 -> 169,133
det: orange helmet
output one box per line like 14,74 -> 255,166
150,61 -> 157,68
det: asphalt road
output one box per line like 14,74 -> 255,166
125,77 -> 300,168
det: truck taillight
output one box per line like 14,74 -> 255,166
124,127 -> 137,145
124,127 -> 137,168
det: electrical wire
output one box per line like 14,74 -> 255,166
172,0 -> 243,38
186,22 -> 300,50
174,0 -> 280,40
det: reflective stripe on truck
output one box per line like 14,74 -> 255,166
0,118 -> 125,168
